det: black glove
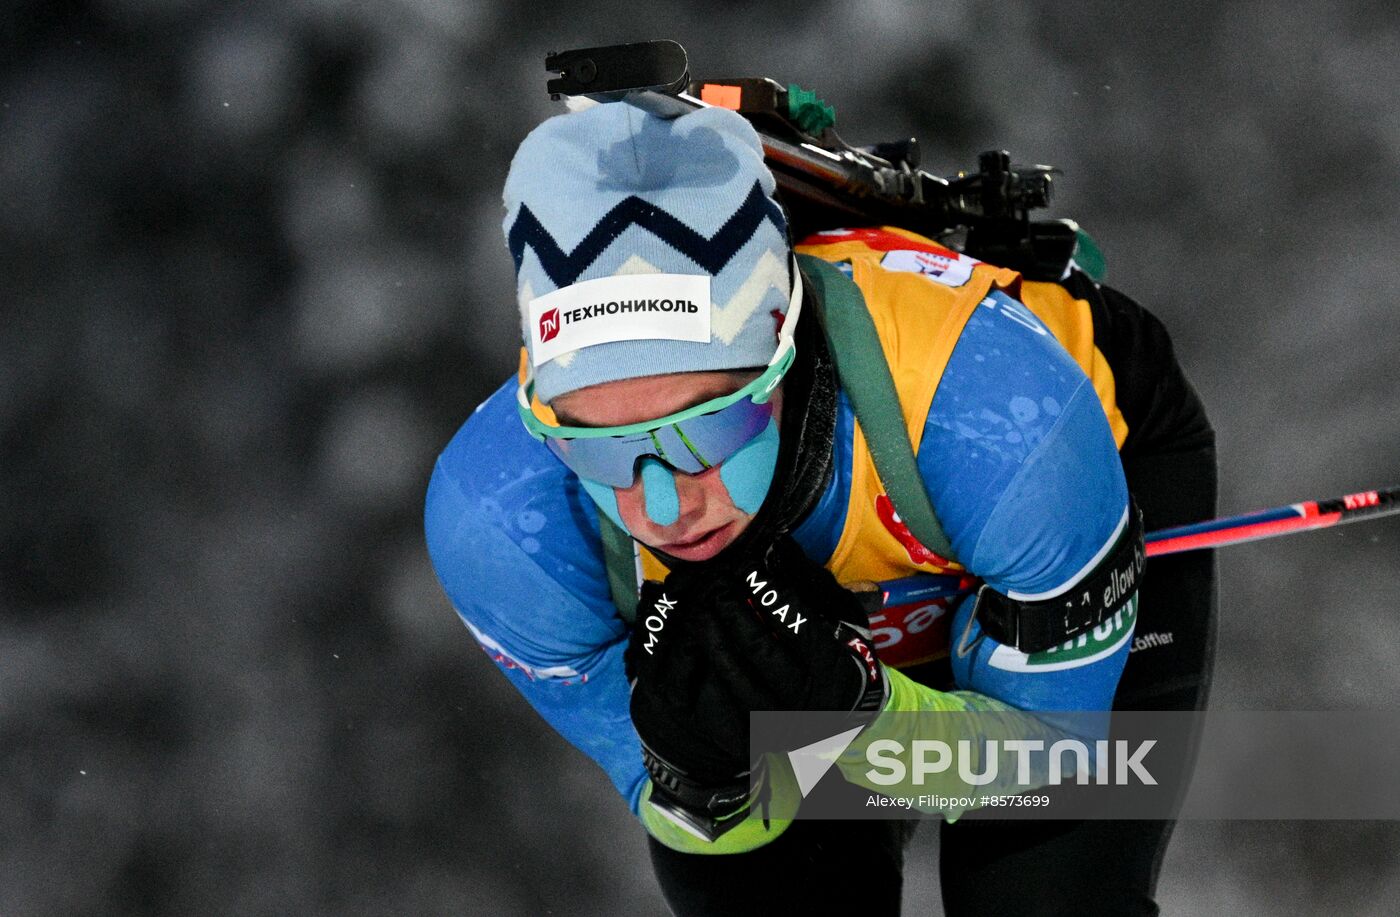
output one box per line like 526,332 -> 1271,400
696,536 -> 887,716
626,578 -> 757,840
625,538 -> 888,840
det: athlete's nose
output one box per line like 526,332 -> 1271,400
636,460 -> 681,527
667,465 -> 719,528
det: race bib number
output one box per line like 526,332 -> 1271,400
867,574 -> 978,669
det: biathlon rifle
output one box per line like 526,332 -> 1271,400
540,40 -> 1398,557
544,39 -> 1100,282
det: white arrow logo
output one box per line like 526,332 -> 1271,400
787,725 -> 866,797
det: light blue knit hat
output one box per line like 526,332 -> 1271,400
503,103 -> 792,404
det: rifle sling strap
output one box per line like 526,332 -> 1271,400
795,254 -> 956,563
600,513 -> 639,625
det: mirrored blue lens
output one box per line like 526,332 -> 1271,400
544,395 -> 775,488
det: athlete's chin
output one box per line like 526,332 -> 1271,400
653,520 -> 741,562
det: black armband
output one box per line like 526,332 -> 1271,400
974,498 -> 1146,654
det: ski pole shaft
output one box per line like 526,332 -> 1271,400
1144,486 -> 1400,557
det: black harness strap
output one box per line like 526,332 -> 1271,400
972,499 -> 1146,655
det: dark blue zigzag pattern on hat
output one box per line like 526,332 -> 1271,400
507,180 -> 786,288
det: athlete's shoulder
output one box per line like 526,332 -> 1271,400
919,288 -> 1128,594
429,379 -> 574,553
425,379 -> 620,673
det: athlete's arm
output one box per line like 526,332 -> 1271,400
427,383 -> 795,855
425,384 -> 649,810
834,288 -> 1137,811
917,287 -> 1135,717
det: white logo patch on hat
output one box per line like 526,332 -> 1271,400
528,273 -> 712,367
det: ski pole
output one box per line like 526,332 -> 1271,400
1144,486 -> 1400,557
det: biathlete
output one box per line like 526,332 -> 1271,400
425,102 -> 1216,916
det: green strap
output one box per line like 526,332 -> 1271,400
1072,226 -> 1108,283
600,513 -> 639,624
796,254 -> 956,563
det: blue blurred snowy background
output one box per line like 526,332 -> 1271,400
3,1 -> 1399,913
